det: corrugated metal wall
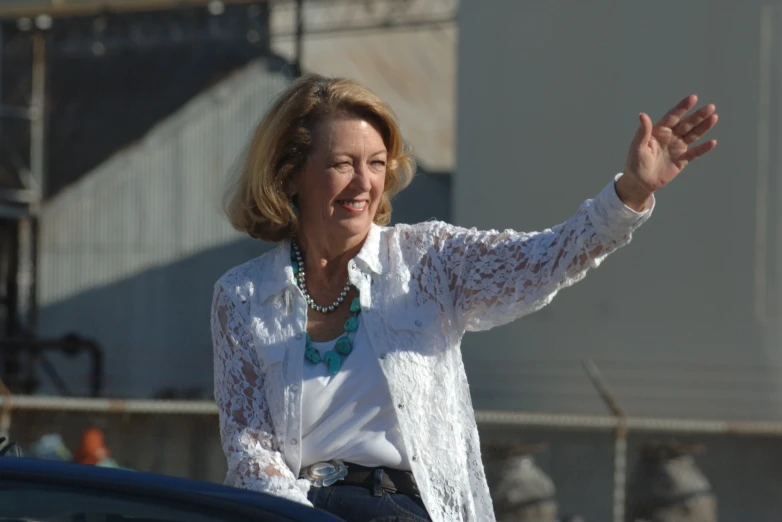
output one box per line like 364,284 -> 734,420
36,59 -> 292,397
40,61 -> 290,306
456,0 -> 782,421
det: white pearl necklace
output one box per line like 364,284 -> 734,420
292,239 -> 351,314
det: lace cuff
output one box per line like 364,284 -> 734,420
587,173 -> 655,242
228,464 -> 312,505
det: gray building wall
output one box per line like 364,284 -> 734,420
35,58 -> 451,398
456,1 -> 782,421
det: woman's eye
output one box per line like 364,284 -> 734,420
372,160 -> 387,167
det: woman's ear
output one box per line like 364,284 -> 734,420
285,178 -> 299,215
285,175 -> 297,198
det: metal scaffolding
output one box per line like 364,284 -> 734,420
0,0 -> 277,393
0,27 -> 44,345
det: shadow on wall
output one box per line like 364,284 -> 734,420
37,236 -> 270,398
36,170 -> 451,398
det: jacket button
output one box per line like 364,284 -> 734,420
414,320 -> 423,327
379,353 -> 388,360
291,384 -> 300,392
290,439 -> 298,446
412,455 -> 418,462
397,403 -> 404,409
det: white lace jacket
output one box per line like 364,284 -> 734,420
211,176 -> 653,522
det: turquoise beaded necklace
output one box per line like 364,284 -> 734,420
291,238 -> 360,375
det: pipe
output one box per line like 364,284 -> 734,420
0,378 -> 11,438
0,395 -> 219,414
755,4 -> 773,324
613,422 -> 628,522
293,0 -> 304,77
582,359 -> 626,522
475,410 -> 782,436
0,395 -> 780,439
0,336 -> 104,396
0,0 -> 266,19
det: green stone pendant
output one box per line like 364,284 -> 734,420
344,316 -> 359,332
294,245 -> 362,375
305,345 -> 321,364
335,337 -> 353,356
323,351 -> 342,375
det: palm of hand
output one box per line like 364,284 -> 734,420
625,95 -> 718,193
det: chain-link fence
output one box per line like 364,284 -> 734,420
2,396 -> 782,522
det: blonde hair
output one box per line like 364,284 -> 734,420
223,74 -> 416,242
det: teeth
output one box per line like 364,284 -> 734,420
339,200 -> 366,208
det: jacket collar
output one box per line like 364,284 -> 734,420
255,223 -> 383,304
355,222 -> 383,275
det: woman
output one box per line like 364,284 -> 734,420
211,74 -> 718,522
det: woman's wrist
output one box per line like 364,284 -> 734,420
614,172 -> 654,212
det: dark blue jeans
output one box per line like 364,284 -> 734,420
308,484 -> 432,522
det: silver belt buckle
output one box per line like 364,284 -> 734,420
300,460 -> 348,488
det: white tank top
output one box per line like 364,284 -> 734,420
300,320 -> 411,470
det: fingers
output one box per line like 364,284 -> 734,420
682,113 -> 719,144
657,94 -> 699,128
673,103 -> 717,139
632,112 -> 654,148
674,139 -> 718,168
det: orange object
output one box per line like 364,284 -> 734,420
75,427 -> 110,465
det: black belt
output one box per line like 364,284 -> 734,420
302,461 -> 420,498
341,463 -> 420,498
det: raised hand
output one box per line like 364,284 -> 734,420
616,95 -> 718,210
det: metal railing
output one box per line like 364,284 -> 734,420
3,394 -> 782,437
3,364 -> 782,522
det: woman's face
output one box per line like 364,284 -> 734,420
293,115 -> 387,248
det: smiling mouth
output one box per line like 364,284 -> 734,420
336,200 -> 368,213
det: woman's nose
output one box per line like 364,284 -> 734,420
352,166 -> 373,190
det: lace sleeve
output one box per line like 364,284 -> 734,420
435,177 -> 652,332
211,283 -> 312,506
